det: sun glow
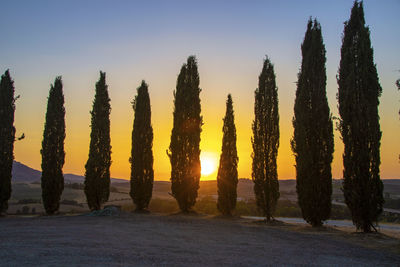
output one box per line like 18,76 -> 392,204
200,152 -> 218,178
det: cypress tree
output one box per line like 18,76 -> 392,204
167,56 -> 202,212
0,70 -> 16,214
397,78 -> 400,118
252,57 -> 280,222
217,94 -> 238,216
84,71 -> 111,211
338,1 -> 384,232
291,19 -> 334,227
397,78 -> 399,161
41,77 -> 66,215
130,80 -> 154,212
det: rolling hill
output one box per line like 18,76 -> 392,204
11,161 -> 400,201
12,161 -> 41,183
11,161 -> 127,184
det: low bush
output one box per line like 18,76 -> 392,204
21,206 -> 30,214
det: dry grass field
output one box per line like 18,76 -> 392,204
1,212 -> 399,266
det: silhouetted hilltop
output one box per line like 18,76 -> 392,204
12,161 -> 127,184
12,161 -> 41,183
11,161 -> 400,201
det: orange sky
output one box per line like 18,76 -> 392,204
3,1 -> 399,181
12,60 -> 399,181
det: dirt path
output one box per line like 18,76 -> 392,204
243,216 -> 400,235
0,213 -> 399,266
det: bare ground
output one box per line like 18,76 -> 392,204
0,213 -> 399,266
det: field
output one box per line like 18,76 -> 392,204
1,213 -> 399,266
6,180 -> 338,217
8,183 -> 130,214
8,179 -> 400,224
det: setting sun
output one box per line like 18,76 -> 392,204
200,152 -> 219,178
201,158 -> 215,176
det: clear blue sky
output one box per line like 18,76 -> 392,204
1,0 -> 399,179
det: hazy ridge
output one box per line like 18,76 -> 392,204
12,161 -> 400,201
12,161 -> 127,184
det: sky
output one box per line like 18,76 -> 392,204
1,0 -> 399,180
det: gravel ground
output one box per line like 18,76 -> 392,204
0,213 -> 399,266
244,216 -> 400,232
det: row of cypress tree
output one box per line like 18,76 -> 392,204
251,1 -> 384,233
255,1 -> 384,232
0,1 -> 386,233
39,73 -> 153,214
291,1 -> 383,232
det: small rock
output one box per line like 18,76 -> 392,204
86,205 -> 121,217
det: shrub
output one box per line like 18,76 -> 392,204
21,206 -> 30,214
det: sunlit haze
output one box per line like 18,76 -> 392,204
1,0 -> 399,181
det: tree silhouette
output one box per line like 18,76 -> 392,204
397,79 -> 400,92
291,19 -> 334,227
338,1 -> 384,232
252,57 -> 280,222
167,56 -> 202,212
130,80 -> 154,211
217,94 -> 238,216
397,78 -> 399,162
397,78 -> 400,118
0,70 -> 16,214
84,71 -> 111,211
41,77 -> 66,215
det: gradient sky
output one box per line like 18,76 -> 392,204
1,0 -> 399,180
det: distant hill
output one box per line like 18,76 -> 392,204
12,161 -> 127,184
63,174 -> 87,183
11,161 -> 400,200
12,161 -> 41,183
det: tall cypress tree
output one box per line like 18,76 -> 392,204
291,19 -> 334,227
167,56 -> 202,213
217,94 -> 238,216
397,78 -> 400,118
338,1 -> 384,232
130,80 -> 154,211
0,70 -> 16,214
84,71 -> 111,211
41,77 -> 66,215
252,57 -> 280,222
397,79 -> 400,161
